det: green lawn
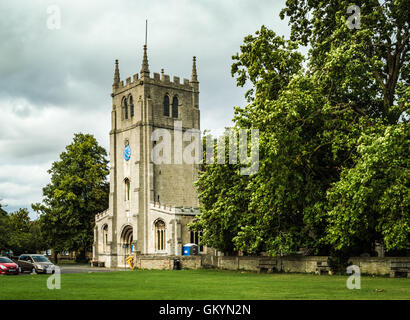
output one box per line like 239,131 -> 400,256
1,269 -> 409,300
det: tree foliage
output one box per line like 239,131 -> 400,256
192,1 -> 409,256
7,208 -> 47,255
0,205 -> 47,256
32,133 -> 109,260
280,0 -> 409,123
0,203 -> 10,250
326,123 -> 409,252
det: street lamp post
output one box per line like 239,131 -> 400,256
122,244 -> 128,271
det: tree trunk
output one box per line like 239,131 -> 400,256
76,248 -> 86,263
53,250 -> 58,265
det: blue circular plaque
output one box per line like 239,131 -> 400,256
124,145 -> 131,161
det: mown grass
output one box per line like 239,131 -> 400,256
0,269 -> 409,300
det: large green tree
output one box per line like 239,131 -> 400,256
7,208 -> 47,255
32,133 -> 109,262
281,0 -> 409,124
326,123 -> 409,252
191,139 -> 251,254
192,1 -> 409,257
0,203 -> 10,251
0,205 -> 47,256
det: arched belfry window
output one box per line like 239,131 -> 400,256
129,95 -> 134,117
124,178 -> 130,201
163,95 -> 170,117
172,96 -> 178,118
155,220 -> 166,251
123,97 -> 128,119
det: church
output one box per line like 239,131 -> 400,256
92,44 -> 208,268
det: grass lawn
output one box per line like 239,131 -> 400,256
0,269 -> 409,300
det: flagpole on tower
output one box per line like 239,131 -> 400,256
140,19 -> 150,76
145,19 -> 148,46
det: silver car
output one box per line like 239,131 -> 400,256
17,254 -> 56,274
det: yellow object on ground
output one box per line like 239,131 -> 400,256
126,255 -> 135,269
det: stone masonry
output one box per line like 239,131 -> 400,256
93,44 -> 209,268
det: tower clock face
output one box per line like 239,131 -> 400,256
124,145 -> 131,161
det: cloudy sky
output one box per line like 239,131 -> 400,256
0,0 -> 292,217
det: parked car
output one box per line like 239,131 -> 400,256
17,254 -> 56,274
0,256 -> 19,275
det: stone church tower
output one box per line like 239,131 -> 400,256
93,45 -> 205,268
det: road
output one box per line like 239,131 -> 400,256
14,264 -> 126,275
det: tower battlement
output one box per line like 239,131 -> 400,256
113,71 -> 195,96
112,46 -> 198,99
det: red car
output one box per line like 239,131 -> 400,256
0,256 -> 20,275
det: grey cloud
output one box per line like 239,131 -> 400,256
0,0 -> 290,215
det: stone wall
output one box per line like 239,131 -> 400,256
349,257 -> 409,275
133,254 -> 410,276
211,256 -> 410,276
207,256 -> 329,273
135,255 -> 202,270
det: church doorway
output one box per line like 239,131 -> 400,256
120,225 -> 133,256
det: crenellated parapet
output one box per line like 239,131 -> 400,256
113,71 -> 194,97
150,202 -> 200,216
111,48 -> 198,98
95,209 -> 113,222
147,72 -> 193,89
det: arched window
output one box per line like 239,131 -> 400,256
124,178 -> 130,201
172,96 -> 178,118
123,97 -> 128,119
163,95 -> 170,117
103,225 -> 109,253
155,220 -> 166,251
129,95 -> 134,117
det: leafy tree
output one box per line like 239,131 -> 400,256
189,133 -> 248,254
6,208 -> 47,256
192,1 -> 409,257
0,203 -> 10,251
280,0 -> 409,123
326,123 -> 409,252
231,26 -> 304,102
0,203 -> 6,215
30,219 -> 48,254
0,204 -> 47,255
192,162 -> 250,254
279,0 -> 410,256
33,133 -> 109,262
7,208 -> 31,255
